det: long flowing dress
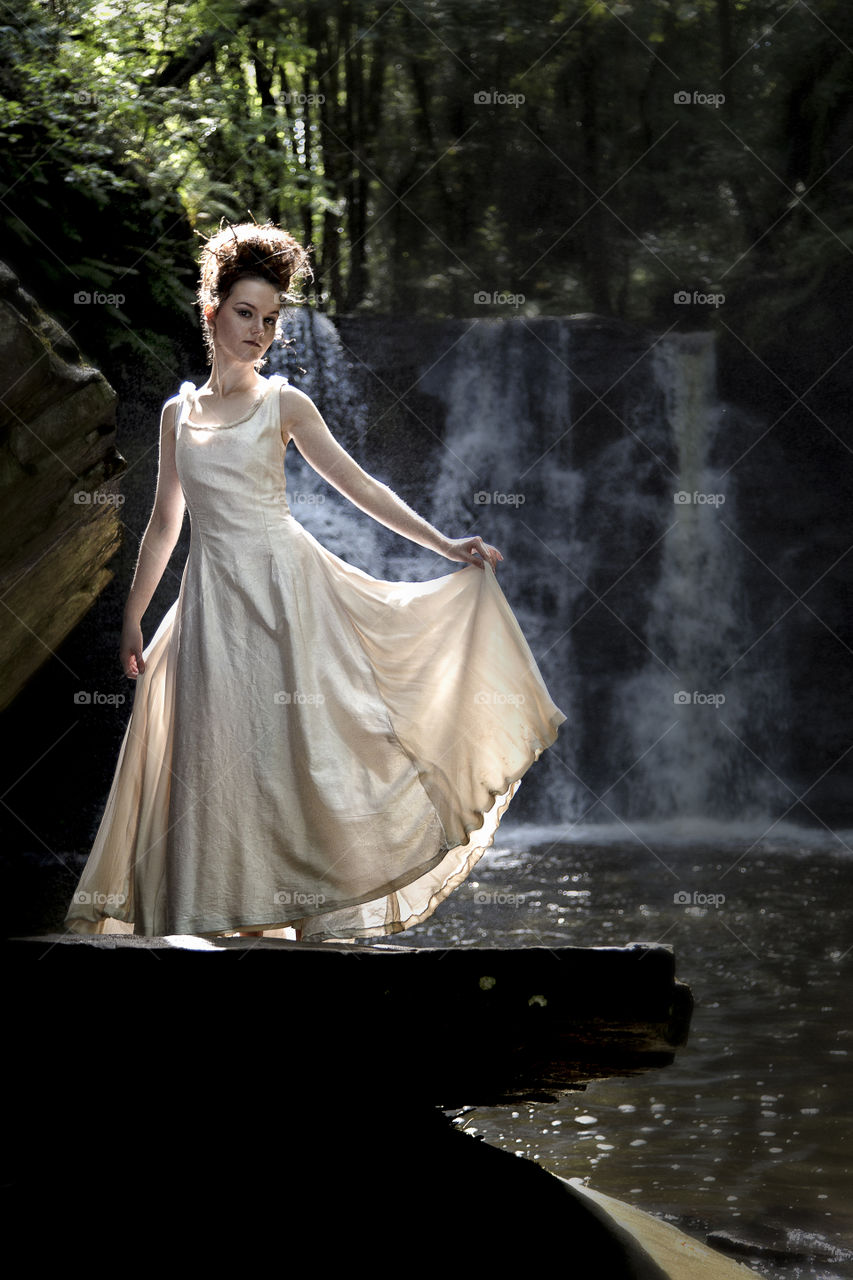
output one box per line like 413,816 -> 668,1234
64,373 -> 566,941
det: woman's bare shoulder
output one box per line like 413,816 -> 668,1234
277,378 -> 313,406
158,386 -> 190,433
278,379 -> 319,428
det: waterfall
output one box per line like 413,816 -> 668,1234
267,308 -> 389,569
611,334 -> 785,828
417,318 -> 582,827
268,311 -> 790,834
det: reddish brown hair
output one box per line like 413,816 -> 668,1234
196,219 -> 312,364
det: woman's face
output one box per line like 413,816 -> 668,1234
207,276 -> 282,365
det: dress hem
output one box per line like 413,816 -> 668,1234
64,706 -> 566,941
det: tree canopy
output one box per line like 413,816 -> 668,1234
2,0 -> 852,370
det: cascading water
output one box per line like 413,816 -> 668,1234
266,306 -> 388,568
268,311 -> 789,835
606,333 -> 786,830
417,317 -> 583,828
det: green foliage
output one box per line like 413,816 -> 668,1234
1,0 -> 852,339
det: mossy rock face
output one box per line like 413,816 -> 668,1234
0,259 -> 125,710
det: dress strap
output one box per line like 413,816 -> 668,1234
268,373 -> 289,442
174,381 -> 196,441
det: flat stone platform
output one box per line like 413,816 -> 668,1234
6,934 -> 692,1105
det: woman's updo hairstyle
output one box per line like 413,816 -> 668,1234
196,218 -> 313,365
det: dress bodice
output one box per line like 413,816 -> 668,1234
174,373 -> 291,546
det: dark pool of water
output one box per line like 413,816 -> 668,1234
390,820 -> 853,1278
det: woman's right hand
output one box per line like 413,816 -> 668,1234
442,535 -> 504,571
120,618 -> 145,679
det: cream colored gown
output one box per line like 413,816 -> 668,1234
64,374 -> 566,941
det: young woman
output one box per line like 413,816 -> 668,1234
64,220 -> 566,942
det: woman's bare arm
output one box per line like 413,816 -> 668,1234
120,398 -> 186,677
281,384 -> 503,569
